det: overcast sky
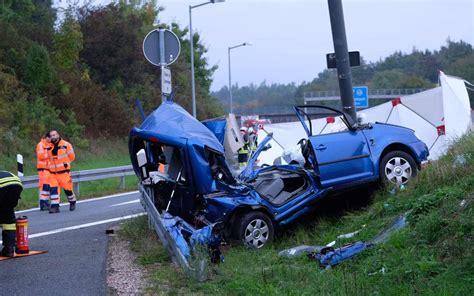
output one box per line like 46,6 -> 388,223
62,0 -> 473,90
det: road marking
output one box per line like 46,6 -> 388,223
109,199 -> 140,207
16,191 -> 140,214
0,213 -> 147,244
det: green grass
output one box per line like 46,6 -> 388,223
123,133 -> 474,295
10,138 -> 139,210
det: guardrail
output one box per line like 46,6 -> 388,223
138,184 -> 191,271
21,165 -> 135,194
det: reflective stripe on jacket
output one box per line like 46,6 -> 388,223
36,139 -> 51,170
48,139 -> 75,173
0,171 -> 23,189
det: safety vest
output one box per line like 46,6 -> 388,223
48,139 -> 75,173
36,138 -> 51,170
0,171 -> 22,189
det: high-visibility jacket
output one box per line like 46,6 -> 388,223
36,138 -> 51,170
48,139 -> 75,174
0,171 -> 22,190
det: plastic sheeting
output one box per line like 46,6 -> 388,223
257,72 -> 472,165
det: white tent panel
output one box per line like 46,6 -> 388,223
440,73 -> 472,139
402,87 -> 444,127
361,101 -> 393,124
428,135 -> 448,160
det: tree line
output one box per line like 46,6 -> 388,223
213,40 -> 474,112
0,0 -> 222,159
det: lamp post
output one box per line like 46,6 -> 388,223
228,42 -> 252,114
189,0 -> 225,118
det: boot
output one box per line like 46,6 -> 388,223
0,246 -> 14,257
40,200 -> 50,211
49,204 -> 60,214
1,230 -> 16,257
69,201 -> 76,211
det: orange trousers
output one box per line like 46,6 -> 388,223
49,172 -> 76,205
38,170 -> 50,202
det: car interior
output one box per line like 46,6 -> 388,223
250,167 -> 309,206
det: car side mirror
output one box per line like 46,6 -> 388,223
262,144 -> 272,151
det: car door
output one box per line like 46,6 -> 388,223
309,130 -> 374,187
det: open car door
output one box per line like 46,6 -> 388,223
295,106 -> 375,188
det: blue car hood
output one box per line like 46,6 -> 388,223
130,101 -> 226,194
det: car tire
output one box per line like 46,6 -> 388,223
234,211 -> 274,249
380,151 -> 417,186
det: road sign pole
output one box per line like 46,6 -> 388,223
159,29 -> 167,103
143,28 -> 180,102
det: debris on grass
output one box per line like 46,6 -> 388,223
281,214 -> 408,268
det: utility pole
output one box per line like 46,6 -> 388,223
327,0 -> 358,127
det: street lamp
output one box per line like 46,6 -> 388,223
189,0 -> 225,118
228,42 -> 252,114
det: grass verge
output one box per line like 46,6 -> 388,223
122,133 -> 474,295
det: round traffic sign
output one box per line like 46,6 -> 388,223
143,29 -> 181,66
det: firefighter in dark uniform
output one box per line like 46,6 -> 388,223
0,171 -> 22,257
237,127 -> 249,166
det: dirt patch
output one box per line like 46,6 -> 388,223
106,225 -> 146,295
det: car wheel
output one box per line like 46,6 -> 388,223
235,211 -> 274,248
380,151 -> 417,186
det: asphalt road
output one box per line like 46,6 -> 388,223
1,191 -> 144,296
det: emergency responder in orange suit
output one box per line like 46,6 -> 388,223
36,134 -> 52,211
0,171 -> 22,257
47,130 -> 76,213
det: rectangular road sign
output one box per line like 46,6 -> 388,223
161,67 -> 172,95
353,86 -> 368,108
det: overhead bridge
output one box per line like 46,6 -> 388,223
303,88 -> 427,103
234,88 -> 428,124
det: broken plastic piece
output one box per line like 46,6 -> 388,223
367,214 -> 407,246
279,245 -> 324,258
453,154 -> 468,167
309,241 -> 368,267
336,225 -> 366,239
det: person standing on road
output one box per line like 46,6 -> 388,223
36,134 -> 52,211
0,171 -> 22,257
47,130 -> 77,213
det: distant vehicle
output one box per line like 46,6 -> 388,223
130,102 -> 429,248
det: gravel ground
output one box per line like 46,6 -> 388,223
107,226 -> 146,295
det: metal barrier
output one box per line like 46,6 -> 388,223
138,184 -> 191,271
21,165 -> 135,194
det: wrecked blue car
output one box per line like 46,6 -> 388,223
129,102 -> 428,248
